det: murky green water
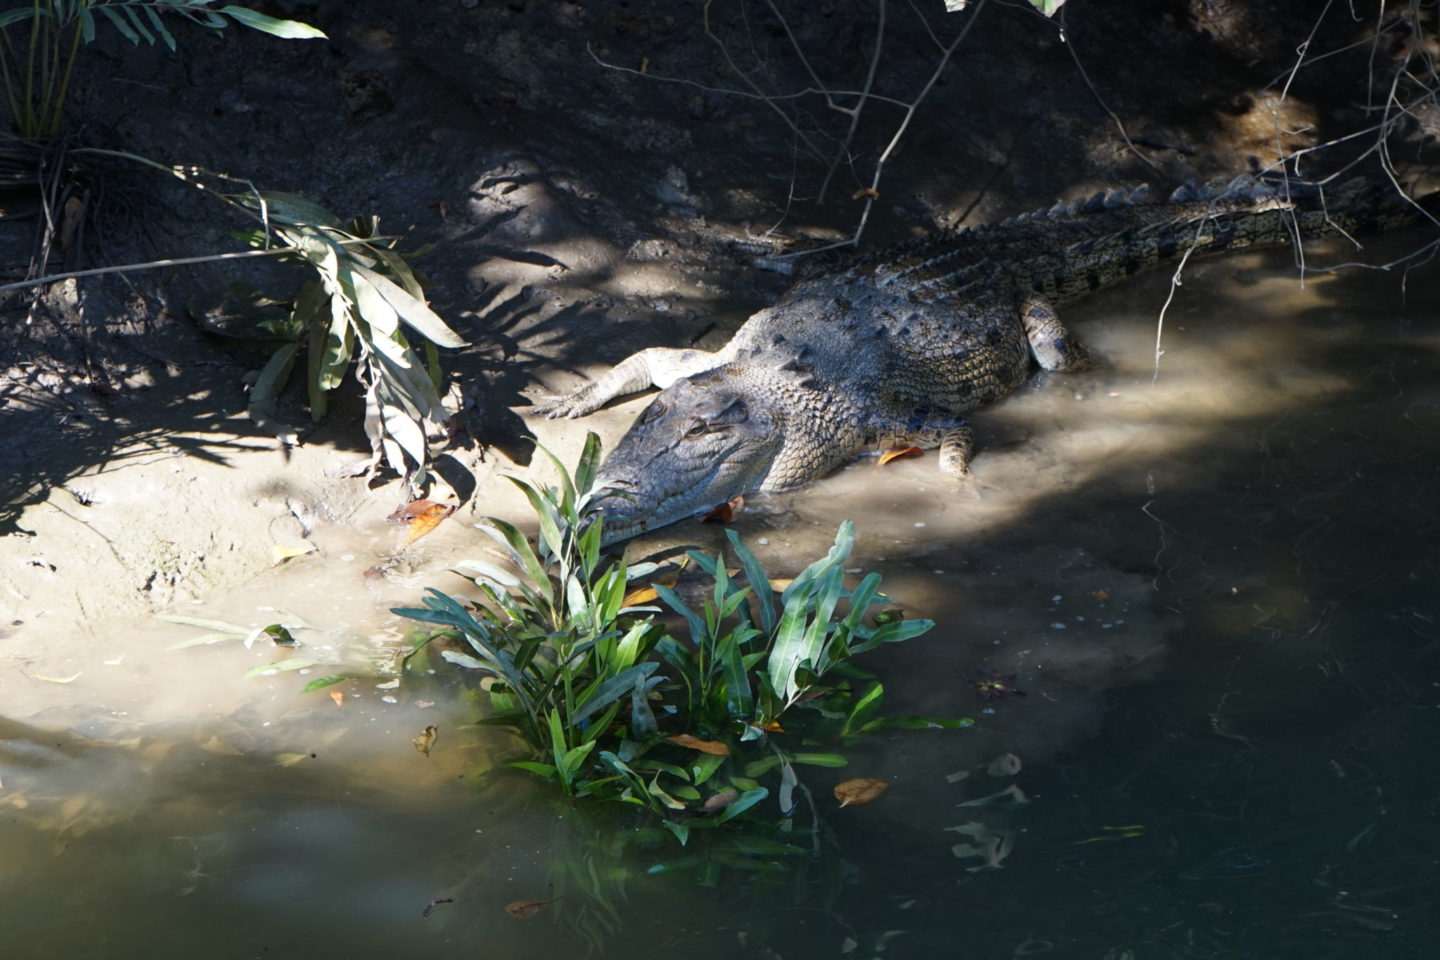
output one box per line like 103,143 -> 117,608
4,239 -> 1439,958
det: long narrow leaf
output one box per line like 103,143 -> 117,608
726,529 -> 776,634
569,663 -> 658,726
655,584 -> 706,647
219,5 -> 327,39
349,262 -> 466,348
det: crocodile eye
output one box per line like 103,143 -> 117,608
684,421 -> 708,439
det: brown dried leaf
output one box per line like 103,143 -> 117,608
877,446 -> 924,466
769,577 -> 795,592
505,898 -> 556,920
412,725 -> 438,757
701,495 -> 744,524
666,733 -> 730,756
702,789 -> 740,812
834,777 -> 889,808
402,502 -> 456,545
622,585 -> 660,606
329,690 -> 345,709
1089,589 -> 1110,602
852,186 -> 880,200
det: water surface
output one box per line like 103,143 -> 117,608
3,239 -> 1438,958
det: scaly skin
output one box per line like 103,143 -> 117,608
532,176 -> 1431,545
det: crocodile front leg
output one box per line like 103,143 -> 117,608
1019,292 -> 1091,372
533,345 -> 729,419
866,405 -> 978,477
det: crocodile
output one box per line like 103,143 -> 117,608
533,175 -> 1432,545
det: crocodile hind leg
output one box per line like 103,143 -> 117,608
1019,292 -> 1091,372
533,345 -> 729,419
866,406 -> 977,477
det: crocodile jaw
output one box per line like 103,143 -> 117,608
592,382 -> 783,546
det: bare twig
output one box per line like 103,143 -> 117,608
1058,7 -> 1161,174
765,0 -> 888,202
774,0 -> 989,258
0,238 -> 386,295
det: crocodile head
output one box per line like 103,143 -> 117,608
593,374 -> 784,545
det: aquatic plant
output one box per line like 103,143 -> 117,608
395,433 -> 969,854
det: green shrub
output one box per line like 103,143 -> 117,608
395,433 -> 971,854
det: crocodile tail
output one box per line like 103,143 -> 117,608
1024,175 -> 1440,305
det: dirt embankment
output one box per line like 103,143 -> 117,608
0,0 -> 1425,649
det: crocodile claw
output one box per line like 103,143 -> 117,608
531,391 -> 597,419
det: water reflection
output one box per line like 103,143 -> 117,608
3,243 -> 1439,957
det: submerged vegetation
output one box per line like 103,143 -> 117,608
395,433 -> 969,866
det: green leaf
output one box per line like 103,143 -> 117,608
872,715 -> 975,731
691,752 -> 726,786
97,5 -> 141,43
244,657 -> 316,679
790,752 -> 848,767
569,663 -> 659,726
349,262 -> 466,348
842,681 -> 886,737
301,674 -> 353,693
154,614 -> 251,633
219,5 -> 327,39
655,584 -> 706,647
477,518 -> 551,598
144,7 -> 176,51
559,741 -> 597,783
248,342 -> 299,441
726,529 -> 775,634
575,431 -> 603,498
453,558 -> 522,588
507,476 -> 565,561
509,761 -> 558,780
0,9 -> 47,29
715,787 -> 769,823
849,617 -> 935,655
440,649 -> 491,671
247,191 -> 342,228
660,820 -> 691,847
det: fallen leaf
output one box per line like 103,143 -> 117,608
29,672 -> 81,684
834,777 -> 889,807
422,897 -> 454,918
702,790 -> 740,812
388,498 -> 441,523
623,585 -> 660,606
271,542 -> 315,564
957,783 -> 1029,808
275,752 -> 309,767
402,502 -> 456,545
853,186 -> 880,199
412,725 -> 438,757
264,624 -> 298,646
666,733 -> 729,756
701,495 -> 744,524
505,898 -> 556,920
329,690 -> 345,708
1089,589 -> 1111,602
986,753 -> 1022,777
769,577 -> 795,592
878,446 -> 925,466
